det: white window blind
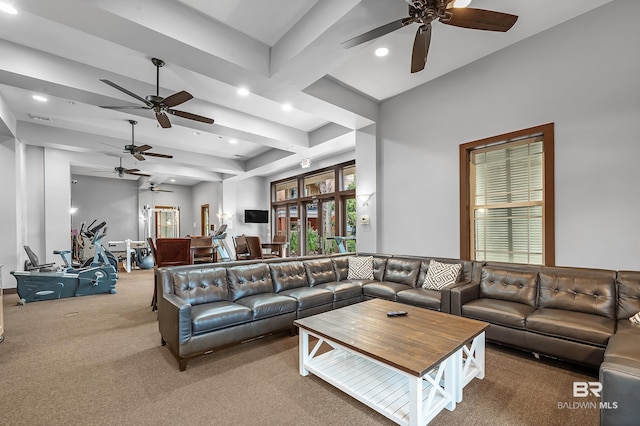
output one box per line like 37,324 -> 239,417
471,136 -> 544,264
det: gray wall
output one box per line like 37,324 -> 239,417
377,0 -> 640,270
71,174 -> 139,243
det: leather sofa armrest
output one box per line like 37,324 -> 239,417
438,279 -> 471,314
450,282 -> 480,316
158,292 -> 192,350
600,359 -> 640,425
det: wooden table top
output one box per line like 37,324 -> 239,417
294,299 -> 490,377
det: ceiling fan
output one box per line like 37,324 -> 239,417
342,0 -> 518,73
147,183 -> 173,193
123,120 -> 173,162
114,157 -> 150,178
100,57 -> 215,128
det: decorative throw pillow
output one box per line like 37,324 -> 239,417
630,312 -> 640,325
422,260 -> 462,291
347,256 -> 374,280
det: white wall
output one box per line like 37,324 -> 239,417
0,138 -> 19,287
378,0 -> 640,270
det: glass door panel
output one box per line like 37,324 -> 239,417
321,200 -> 336,254
344,196 -> 357,252
305,202 -> 319,255
288,205 -> 300,256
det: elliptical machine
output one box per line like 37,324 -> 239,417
11,221 -> 118,305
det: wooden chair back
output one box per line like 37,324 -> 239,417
154,238 -> 192,267
190,236 -> 215,263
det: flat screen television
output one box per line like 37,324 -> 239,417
244,209 -> 269,223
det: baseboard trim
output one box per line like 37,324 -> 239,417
2,288 -> 17,295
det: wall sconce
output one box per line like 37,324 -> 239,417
216,213 -> 233,220
300,158 -> 311,168
70,207 -> 78,214
356,193 -> 374,206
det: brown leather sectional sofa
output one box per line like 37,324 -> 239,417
154,253 -> 640,425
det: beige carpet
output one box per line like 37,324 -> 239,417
0,269 -> 599,425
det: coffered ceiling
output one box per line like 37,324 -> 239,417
0,0 -> 613,186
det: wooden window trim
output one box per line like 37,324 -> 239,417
459,123 -> 555,265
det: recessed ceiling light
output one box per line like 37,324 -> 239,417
192,131 -> 200,135
170,178 -> 176,182
282,103 -> 293,112
237,87 -> 250,96
375,47 -> 389,57
32,95 -> 48,102
0,2 -> 17,14
229,139 -> 238,145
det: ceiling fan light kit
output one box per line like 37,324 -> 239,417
124,119 -> 173,162
343,0 -> 518,73
99,57 -> 215,128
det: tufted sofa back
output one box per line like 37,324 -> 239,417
270,261 -> 308,292
383,258 -> 421,286
617,271 -> 640,320
332,257 -> 349,281
538,267 -> 616,319
303,259 -> 337,286
226,263 -> 274,302
171,267 -> 229,305
479,266 -> 539,307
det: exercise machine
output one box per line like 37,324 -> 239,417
11,221 -> 118,305
211,224 -> 232,261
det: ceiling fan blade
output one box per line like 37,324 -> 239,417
100,105 -> 150,110
99,79 -> 152,106
168,109 -> 214,124
136,144 -> 153,152
411,24 -> 431,74
133,153 -> 146,162
163,90 -> 193,108
442,8 -> 518,32
127,171 -> 151,177
155,112 -> 172,128
142,152 -> 173,159
341,18 -> 407,49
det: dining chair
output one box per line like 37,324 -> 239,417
233,234 -> 251,261
190,236 -> 215,264
150,237 -> 192,311
245,236 -> 278,260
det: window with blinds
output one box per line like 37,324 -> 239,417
471,137 -> 544,264
460,123 -> 554,265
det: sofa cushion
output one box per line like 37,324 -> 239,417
348,256 -> 374,280
616,320 -> 640,336
226,263 -> 274,302
396,288 -> 441,311
538,269 -> 616,319
279,286 -> 333,310
332,257 -> 350,281
191,301 -> 253,334
363,281 -> 412,301
269,261 -> 308,292
172,267 -> 229,305
526,307 -> 615,346
235,293 -> 297,320
617,271 -> 640,320
604,334 -> 640,364
314,281 -> 363,302
423,260 -> 461,290
462,298 -> 535,329
479,266 -> 538,307
373,257 -> 388,281
383,258 -> 421,286
303,259 -> 337,286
